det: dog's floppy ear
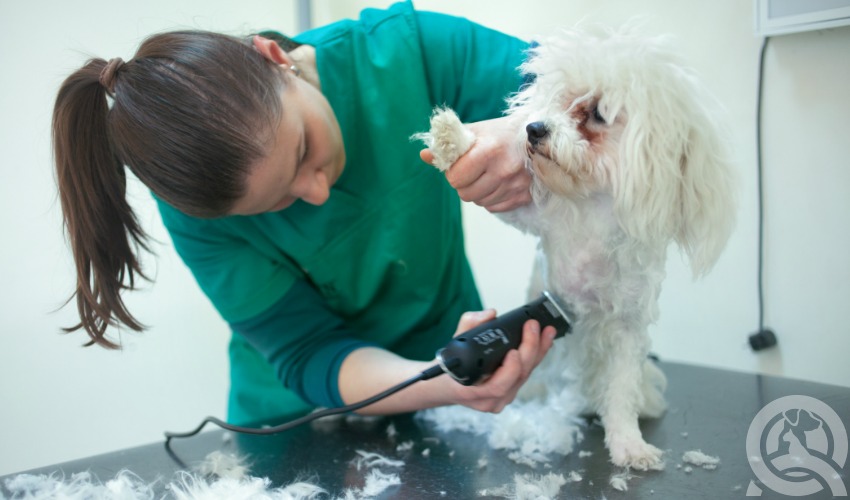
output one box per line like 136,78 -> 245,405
673,106 -> 736,277
613,72 -> 736,278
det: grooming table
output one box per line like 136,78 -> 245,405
2,361 -> 848,499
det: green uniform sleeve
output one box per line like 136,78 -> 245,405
230,279 -> 379,408
415,9 -> 529,122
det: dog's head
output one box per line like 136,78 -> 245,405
511,24 -> 736,276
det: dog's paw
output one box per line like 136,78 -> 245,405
608,436 -> 665,471
422,108 -> 475,171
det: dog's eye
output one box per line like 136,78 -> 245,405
591,106 -> 606,124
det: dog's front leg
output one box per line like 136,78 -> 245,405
589,325 -> 665,471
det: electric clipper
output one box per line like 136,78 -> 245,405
436,291 -> 573,385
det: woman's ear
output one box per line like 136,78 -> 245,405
252,35 -> 292,65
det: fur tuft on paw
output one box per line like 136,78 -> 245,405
414,108 -> 475,171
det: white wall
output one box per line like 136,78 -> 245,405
0,0 -> 297,476
1,0 -> 848,477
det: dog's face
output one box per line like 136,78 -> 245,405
511,25 -> 736,275
523,91 -> 627,199
515,26 -> 691,201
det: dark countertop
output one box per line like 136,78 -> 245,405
2,361 -> 848,499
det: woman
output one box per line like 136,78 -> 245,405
53,1 -> 556,425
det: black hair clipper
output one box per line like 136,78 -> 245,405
436,291 -> 573,385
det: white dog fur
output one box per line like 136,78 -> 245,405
418,24 -> 736,470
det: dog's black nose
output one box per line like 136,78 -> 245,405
526,121 -> 549,145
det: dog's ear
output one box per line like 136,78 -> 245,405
613,78 -> 736,278
673,109 -> 737,277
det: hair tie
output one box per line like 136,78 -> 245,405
99,57 -> 125,95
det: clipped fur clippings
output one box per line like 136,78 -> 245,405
682,449 -> 721,470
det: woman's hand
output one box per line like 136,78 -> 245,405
420,115 -> 532,213
337,309 -> 557,415
445,310 -> 557,413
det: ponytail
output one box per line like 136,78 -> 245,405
53,58 -> 150,348
53,31 -> 286,348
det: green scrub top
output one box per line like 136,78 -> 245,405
156,1 -> 529,424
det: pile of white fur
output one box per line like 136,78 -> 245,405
1,451 -> 398,500
418,365 -> 587,463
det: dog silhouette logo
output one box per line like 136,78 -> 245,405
746,395 -> 847,496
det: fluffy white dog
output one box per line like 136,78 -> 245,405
419,24 -> 736,470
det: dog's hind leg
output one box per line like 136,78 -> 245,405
638,358 -> 667,419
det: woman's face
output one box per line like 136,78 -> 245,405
229,70 -> 345,215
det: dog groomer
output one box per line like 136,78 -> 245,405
53,1 -> 557,425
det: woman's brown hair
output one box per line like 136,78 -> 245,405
53,31 -> 287,348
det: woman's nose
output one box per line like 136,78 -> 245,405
298,170 -> 330,206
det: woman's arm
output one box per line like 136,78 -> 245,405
337,310 -> 557,414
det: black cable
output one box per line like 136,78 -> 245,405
756,36 -> 769,333
749,36 -> 777,352
164,364 -> 446,444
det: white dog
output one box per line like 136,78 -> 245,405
419,24 -> 736,470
